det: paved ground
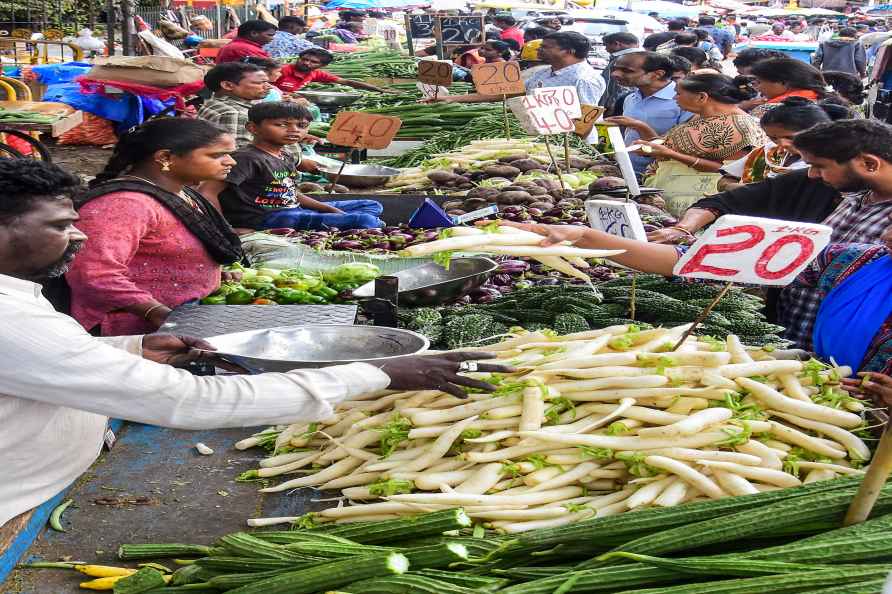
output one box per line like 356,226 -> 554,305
46,141 -> 112,179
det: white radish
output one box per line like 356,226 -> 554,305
551,375 -> 669,393
538,352 -> 640,370
736,439 -> 784,470
736,378 -> 862,428
768,411 -> 871,462
632,448 -> 761,466
726,335 -> 753,363
519,385 -> 547,431
260,450 -> 316,469
408,419 -> 517,439
638,351 -> 731,367
718,360 -> 803,379
479,245 -> 625,259
528,462 -> 600,493
637,408 -> 733,438
696,459 -> 801,488
260,456 -> 363,493
803,468 -> 837,484
777,374 -> 812,403
767,421 -> 847,459
462,443 -> 558,464
664,397 -> 711,414
387,486 -> 583,507
713,469 -> 759,496
409,395 -> 519,426
516,430 -> 735,451
654,478 -> 688,507
455,463 -> 505,494
497,508 -> 595,533
534,255 -> 595,284
644,455 -> 726,499
471,507 -> 569,521
254,452 -> 324,478
566,387 -> 729,402
579,404 -> 687,426
400,416 -> 479,472
524,466 -> 563,486
574,398 -> 637,434
627,475 -> 674,509
485,405 -> 524,419
318,472 -> 382,490
411,470 -> 475,491
796,461 -> 865,475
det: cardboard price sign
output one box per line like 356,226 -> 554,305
585,199 -> 647,241
575,104 -> 604,138
471,62 -> 525,96
326,112 -> 402,150
514,86 -> 581,135
673,215 -> 832,286
417,59 -> 453,87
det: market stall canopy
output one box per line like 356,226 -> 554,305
597,0 -> 706,19
325,0 -> 423,7
707,0 -> 751,12
472,0 -> 569,10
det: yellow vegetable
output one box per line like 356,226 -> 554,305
80,574 -> 170,590
74,565 -> 136,578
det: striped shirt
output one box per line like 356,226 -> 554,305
197,94 -> 255,149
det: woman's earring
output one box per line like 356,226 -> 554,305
160,161 -> 171,172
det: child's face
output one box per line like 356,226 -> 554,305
257,117 -> 311,146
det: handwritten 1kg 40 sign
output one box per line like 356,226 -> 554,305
522,86 -> 582,135
673,215 -> 832,286
326,111 -> 402,150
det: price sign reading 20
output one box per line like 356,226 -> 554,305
672,215 -> 832,286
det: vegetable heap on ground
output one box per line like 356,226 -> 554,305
200,263 -> 380,305
234,323 -> 870,538
403,276 -> 789,349
29,478 -> 892,593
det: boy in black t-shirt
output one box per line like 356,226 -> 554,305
202,102 -> 383,231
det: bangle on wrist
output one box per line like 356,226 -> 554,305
143,304 -> 165,321
669,225 -> 694,238
691,158 -> 702,169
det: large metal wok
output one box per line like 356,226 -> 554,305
203,325 -> 429,372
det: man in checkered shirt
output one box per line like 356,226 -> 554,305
197,62 -> 271,149
780,119 -> 892,349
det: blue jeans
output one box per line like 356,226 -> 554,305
261,200 -> 384,230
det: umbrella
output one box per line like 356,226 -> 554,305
324,0 -> 425,8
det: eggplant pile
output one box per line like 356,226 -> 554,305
291,225 -> 441,253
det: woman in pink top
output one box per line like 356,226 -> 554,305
66,118 -> 244,335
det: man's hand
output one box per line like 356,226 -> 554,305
142,334 -> 214,367
604,115 -> 645,129
371,352 -> 515,398
841,372 -> 892,407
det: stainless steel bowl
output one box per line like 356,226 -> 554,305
204,325 -> 429,372
352,257 -> 498,306
318,163 -> 402,189
295,90 -> 363,107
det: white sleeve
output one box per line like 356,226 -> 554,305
97,335 -> 144,355
0,305 -> 391,429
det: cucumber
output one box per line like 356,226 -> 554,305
282,541 -> 394,557
586,486 -> 892,567
207,568 -> 293,590
343,574 -> 477,594
413,569 -> 509,591
613,565 -> 892,594
310,508 -> 472,545
168,563 -> 218,586
117,544 -> 213,560
808,578 -> 889,594
402,542 -> 469,569
603,552 -> 834,577
224,552 -> 409,594
195,556 -> 299,572
493,565 -> 681,594
737,532 -> 892,565
253,531 -> 360,545
217,532 -> 311,561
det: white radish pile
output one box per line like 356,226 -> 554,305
399,225 -> 623,284
236,324 -> 872,533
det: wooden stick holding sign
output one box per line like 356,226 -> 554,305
670,214 -> 833,346
844,427 -> 892,526
671,282 -> 734,351
563,133 -> 571,171
542,135 -> 565,190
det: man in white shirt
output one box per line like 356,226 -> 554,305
0,160 -> 508,529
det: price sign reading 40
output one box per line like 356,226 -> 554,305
673,215 -> 832,286
417,60 -> 453,87
326,112 -> 402,150
471,61 -> 525,96
521,86 -> 582,135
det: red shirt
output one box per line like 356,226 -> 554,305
500,26 -> 525,48
215,38 -> 269,63
274,65 -> 342,92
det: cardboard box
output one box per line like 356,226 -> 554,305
87,56 -> 205,88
